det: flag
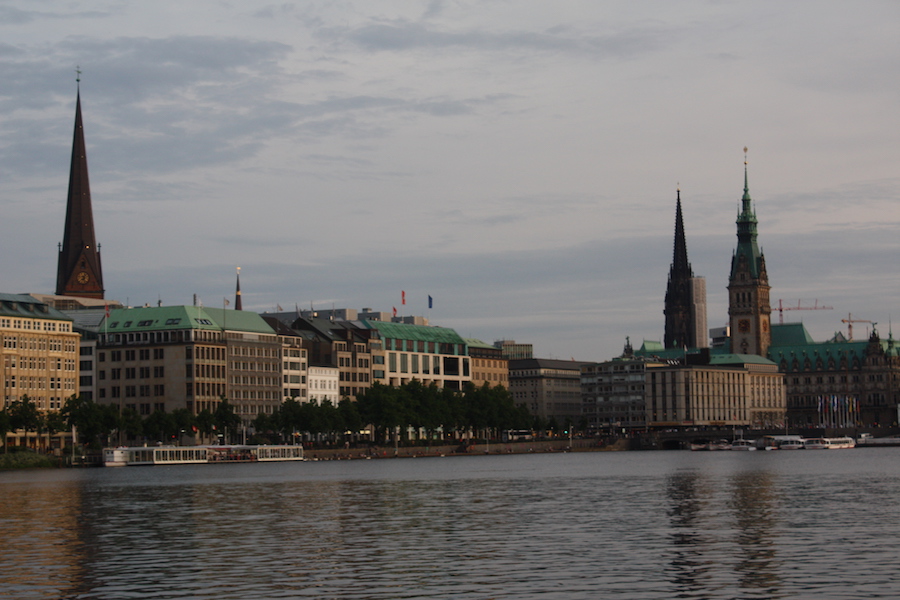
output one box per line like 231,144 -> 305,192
428,295 -> 433,309
104,303 -> 110,318
393,306 -> 397,317
401,290 -> 406,305
277,304 -> 283,311
224,298 -> 230,307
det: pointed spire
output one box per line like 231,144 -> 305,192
235,267 -> 243,311
671,187 -> 692,277
741,146 -> 753,210
731,147 -> 762,278
57,76 -> 104,298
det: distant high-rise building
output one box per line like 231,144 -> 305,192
727,151 -> 772,356
56,83 -> 104,299
664,189 -> 707,349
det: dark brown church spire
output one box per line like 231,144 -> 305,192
57,74 -> 104,298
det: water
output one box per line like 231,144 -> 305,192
2,449 -> 900,599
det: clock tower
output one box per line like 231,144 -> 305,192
728,150 -> 771,356
56,78 -> 104,299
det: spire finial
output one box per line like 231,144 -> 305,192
75,66 -> 81,88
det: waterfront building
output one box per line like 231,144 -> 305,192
261,317 -> 309,402
664,189 -> 708,349
582,339 -> 665,432
465,339 -> 509,388
768,323 -> 900,428
307,365 -> 340,405
728,152 -> 772,356
56,86 -> 104,300
509,358 -> 587,424
645,354 -> 785,429
362,320 -> 471,390
96,306 -> 281,423
0,294 -> 79,447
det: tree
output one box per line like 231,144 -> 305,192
213,398 -> 242,443
121,407 -> 144,441
144,410 -> 175,443
0,410 -> 10,453
61,395 -> 120,449
9,396 -> 42,447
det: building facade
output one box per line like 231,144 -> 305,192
1,294 -> 79,446
509,358 -> 586,424
645,356 -> 785,429
769,323 -> 900,428
363,321 -> 471,390
96,306 -> 282,423
582,350 -> 666,432
465,339 -> 509,389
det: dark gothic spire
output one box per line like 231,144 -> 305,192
235,267 -> 243,311
57,76 -> 104,298
671,188 -> 693,279
664,188 -> 697,349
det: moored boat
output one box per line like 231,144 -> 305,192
731,438 -> 757,451
103,444 -> 304,466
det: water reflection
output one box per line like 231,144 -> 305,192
0,477 -> 86,599
728,470 -> 781,596
665,465 -> 784,599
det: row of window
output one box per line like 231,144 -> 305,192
2,336 -> 77,352
0,318 -> 71,332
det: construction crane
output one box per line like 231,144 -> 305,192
776,299 -> 833,325
841,313 -> 874,341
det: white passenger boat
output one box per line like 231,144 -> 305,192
805,437 -> 855,450
103,444 -> 304,466
731,439 -> 757,451
756,435 -> 806,450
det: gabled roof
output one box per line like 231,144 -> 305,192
0,293 -> 73,322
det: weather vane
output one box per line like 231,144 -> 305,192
743,146 -> 748,165
75,66 -> 81,83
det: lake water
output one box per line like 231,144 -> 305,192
2,448 -> 900,599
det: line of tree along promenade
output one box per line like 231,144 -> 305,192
1,381 -> 538,453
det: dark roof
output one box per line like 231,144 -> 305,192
0,293 -> 73,322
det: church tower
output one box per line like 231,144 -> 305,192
56,78 -> 104,299
664,189 -> 708,349
727,149 -> 771,356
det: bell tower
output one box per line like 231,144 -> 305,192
727,149 -> 771,356
56,73 -> 104,299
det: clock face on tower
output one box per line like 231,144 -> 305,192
77,271 -> 90,284
738,319 -> 750,333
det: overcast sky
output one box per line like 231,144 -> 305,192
1,0 -> 898,361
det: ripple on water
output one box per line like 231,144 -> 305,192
2,450 -> 900,599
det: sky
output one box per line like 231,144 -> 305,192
1,0 -> 898,362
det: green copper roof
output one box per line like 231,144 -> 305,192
363,320 -> 466,345
464,338 -> 495,350
770,323 -> 816,346
102,305 -> 274,335
730,159 -> 764,279
710,353 -> 776,366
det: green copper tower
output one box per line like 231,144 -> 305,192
727,148 -> 771,356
